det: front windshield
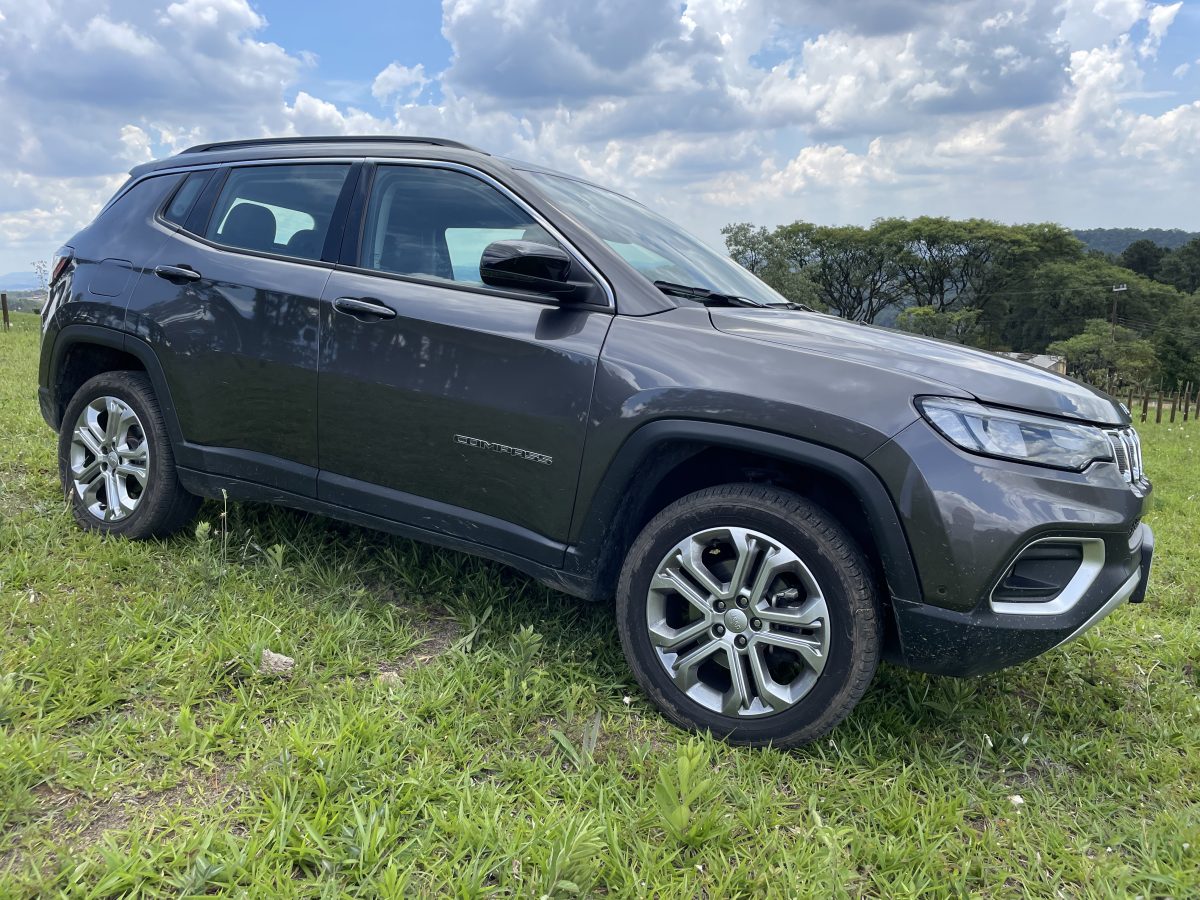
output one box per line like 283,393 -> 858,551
524,170 -> 789,307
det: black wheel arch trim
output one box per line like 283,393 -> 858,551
45,325 -> 185,446
564,419 -> 922,605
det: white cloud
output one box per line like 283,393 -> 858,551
0,0 -> 1199,273
372,63 -> 429,103
1140,2 -> 1182,57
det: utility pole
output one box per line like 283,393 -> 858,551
1111,283 -> 1127,340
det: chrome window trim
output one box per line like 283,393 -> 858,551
107,159 -> 285,213
362,157 -> 615,308
989,536 -> 1106,616
118,155 -> 616,308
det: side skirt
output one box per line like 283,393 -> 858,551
175,467 -> 594,600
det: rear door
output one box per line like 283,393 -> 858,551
127,162 -> 356,494
316,162 -> 613,563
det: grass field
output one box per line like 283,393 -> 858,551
1,311 -> 1197,897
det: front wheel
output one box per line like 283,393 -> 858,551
58,371 -> 200,539
616,484 -> 881,748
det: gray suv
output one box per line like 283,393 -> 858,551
38,136 -> 1153,747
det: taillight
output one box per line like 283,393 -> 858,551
50,246 -> 74,285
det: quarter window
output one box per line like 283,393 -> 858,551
205,164 -> 350,261
360,165 -> 563,286
162,171 -> 210,226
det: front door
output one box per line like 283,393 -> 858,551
317,163 -> 612,563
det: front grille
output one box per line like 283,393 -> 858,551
1105,426 -> 1144,484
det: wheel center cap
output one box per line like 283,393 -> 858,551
723,608 -> 749,633
107,452 -> 119,467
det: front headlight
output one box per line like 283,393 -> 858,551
917,397 -> 1114,471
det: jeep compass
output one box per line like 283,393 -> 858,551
38,136 -> 1153,747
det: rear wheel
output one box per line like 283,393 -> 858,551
616,484 -> 881,748
58,371 -> 200,539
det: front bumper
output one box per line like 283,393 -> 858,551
889,523 -> 1154,677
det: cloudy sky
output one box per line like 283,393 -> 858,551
1,0 -> 1199,275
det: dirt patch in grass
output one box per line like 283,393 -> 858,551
377,612 -> 462,680
0,762 -> 239,877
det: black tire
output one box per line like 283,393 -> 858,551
58,370 -> 200,539
616,484 -> 881,748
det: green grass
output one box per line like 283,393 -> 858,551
1,310 -> 1197,897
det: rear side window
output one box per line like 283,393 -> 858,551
162,171 -> 210,226
359,165 -> 562,284
206,164 -> 350,261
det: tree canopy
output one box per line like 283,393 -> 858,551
724,216 -> 1200,391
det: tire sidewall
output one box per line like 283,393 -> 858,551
617,491 -> 874,746
58,373 -> 170,537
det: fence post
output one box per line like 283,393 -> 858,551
1185,382 -> 1194,422
1126,385 -> 1135,413
1156,390 -> 1164,424
1141,386 -> 1150,423
1170,390 -> 1178,423
1,292 -> 8,331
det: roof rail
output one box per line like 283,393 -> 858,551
180,135 -> 488,155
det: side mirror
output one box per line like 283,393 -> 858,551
480,240 -> 600,302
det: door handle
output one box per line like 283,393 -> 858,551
332,297 -> 396,320
154,264 -> 201,283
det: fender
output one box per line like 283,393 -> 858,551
46,324 -> 187,448
562,419 -> 922,604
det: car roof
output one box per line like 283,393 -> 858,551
128,135 -> 493,178
128,135 -> 631,203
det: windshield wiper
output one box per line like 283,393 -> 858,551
652,280 -> 812,311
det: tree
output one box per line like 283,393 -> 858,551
1048,319 -> 1158,389
1157,238 -> 1200,294
722,222 -> 822,308
1119,239 -> 1166,279
803,224 -> 904,322
895,306 -> 981,343
996,257 -> 1179,353
724,221 -> 901,321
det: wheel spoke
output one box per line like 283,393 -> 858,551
747,645 -> 792,712
649,617 -> 711,650
74,424 -> 104,458
677,541 -> 726,599
72,458 -> 103,485
747,545 -> 798,604
111,474 -> 138,518
102,470 -> 121,520
103,398 -> 123,443
116,443 -> 149,487
651,566 -> 711,614
83,404 -> 108,448
725,529 -> 759,599
756,593 -> 828,629
80,471 -> 105,511
755,630 -> 826,673
722,644 -> 753,715
669,639 -> 723,691
115,462 -> 148,487
113,405 -> 139,445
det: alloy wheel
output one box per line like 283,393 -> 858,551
69,396 -> 150,522
646,526 -> 831,717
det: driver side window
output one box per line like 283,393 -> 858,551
360,165 -> 561,286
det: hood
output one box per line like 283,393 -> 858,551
710,309 -> 1127,426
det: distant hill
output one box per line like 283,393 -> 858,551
0,271 -> 40,291
1073,228 -> 1199,255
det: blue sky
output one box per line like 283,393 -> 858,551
1,0 -> 1199,275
